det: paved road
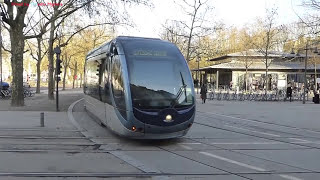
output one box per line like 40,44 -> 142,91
1,92 -> 319,179
71,99 -> 320,180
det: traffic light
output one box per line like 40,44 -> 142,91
56,59 -> 62,76
96,64 -> 100,76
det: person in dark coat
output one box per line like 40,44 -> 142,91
286,84 -> 292,102
200,84 -> 207,104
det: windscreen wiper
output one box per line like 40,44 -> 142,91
171,72 -> 187,108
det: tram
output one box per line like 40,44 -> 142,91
83,36 -> 195,139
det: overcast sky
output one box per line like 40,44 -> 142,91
117,0 -> 306,38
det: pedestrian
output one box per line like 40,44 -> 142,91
200,84 -> 207,104
286,83 -> 292,102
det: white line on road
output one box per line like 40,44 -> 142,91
178,144 -> 193,150
199,152 -> 303,180
211,142 -> 283,145
199,151 -> 265,171
224,125 -> 281,137
279,174 -> 304,180
289,138 -> 311,143
178,143 -> 201,145
211,141 -> 320,145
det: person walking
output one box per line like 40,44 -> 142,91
286,83 -> 292,102
200,84 -> 207,104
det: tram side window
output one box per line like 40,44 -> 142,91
104,58 -> 112,105
111,55 -> 127,119
86,61 -> 100,100
98,61 -> 105,102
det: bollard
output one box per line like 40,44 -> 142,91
40,112 -> 44,127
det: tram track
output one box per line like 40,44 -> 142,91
189,122 -> 319,173
197,111 -> 320,135
156,145 -> 252,179
65,99 -> 320,179
196,112 -> 320,139
193,121 -> 320,150
3,172 -> 317,178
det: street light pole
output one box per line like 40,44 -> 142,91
197,55 -> 200,94
303,43 -> 308,104
0,14 -> 2,89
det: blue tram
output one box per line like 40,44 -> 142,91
84,36 -> 195,139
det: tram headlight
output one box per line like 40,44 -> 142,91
165,115 -> 172,122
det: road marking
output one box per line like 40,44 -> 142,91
199,151 -> 265,171
279,174 -> 303,180
178,144 -> 193,150
289,138 -> 311,143
210,142 -> 282,145
110,151 -> 161,173
224,125 -> 281,137
199,152 -> 303,180
178,143 -> 201,145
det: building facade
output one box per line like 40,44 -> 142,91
193,50 -> 320,91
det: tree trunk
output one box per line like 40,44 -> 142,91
72,62 -> 78,89
265,58 -> 268,96
63,67 -> 67,90
245,68 -> 248,92
80,73 -> 83,88
48,20 -> 55,100
36,37 -> 42,94
36,60 -> 41,93
10,24 -> 25,106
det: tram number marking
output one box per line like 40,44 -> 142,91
133,50 -> 167,57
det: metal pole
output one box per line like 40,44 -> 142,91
315,61 -> 317,92
0,15 -> 2,89
303,44 -> 308,104
40,112 -> 44,127
197,60 -> 199,94
56,53 -> 59,112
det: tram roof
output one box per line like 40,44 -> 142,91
86,36 -> 163,60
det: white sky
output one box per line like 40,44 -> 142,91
117,0 -> 306,38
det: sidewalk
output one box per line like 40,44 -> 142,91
0,111 -> 77,130
0,88 -> 83,111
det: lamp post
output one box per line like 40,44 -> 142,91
196,55 -> 200,94
303,43 -> 308,104
0,11 -> 2,90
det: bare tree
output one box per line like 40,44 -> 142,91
26,36 -> 48,94
1,0 -> 32,106
163,0 -> 216,62
69,61 -> 78,89
61,53 -> 72,90
238,29 -> 254,91
252,8 -> 284,95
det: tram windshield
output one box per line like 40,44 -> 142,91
121,39 -> 194,110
